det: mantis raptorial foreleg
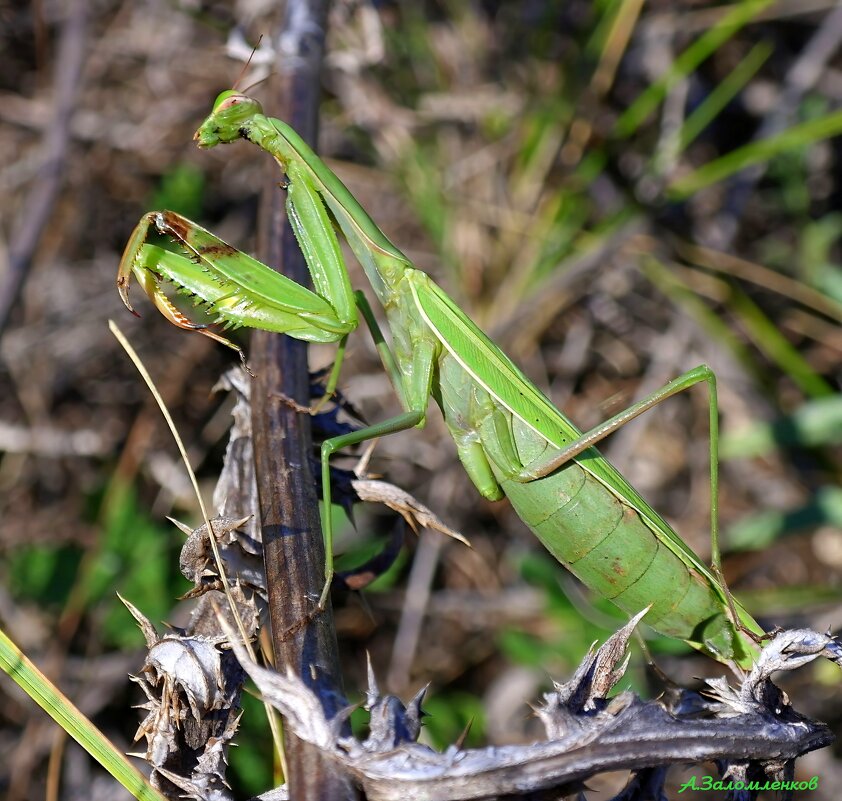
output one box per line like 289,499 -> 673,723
117,89 -> 766,668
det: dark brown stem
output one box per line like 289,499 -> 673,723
251,2 -> 356,798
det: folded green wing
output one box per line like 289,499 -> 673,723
407,271 -> 741,598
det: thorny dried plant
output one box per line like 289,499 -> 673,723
123,369 -> 842,801
133,583 -> 842,801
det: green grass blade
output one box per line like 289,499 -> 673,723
586,0 -> 624,57
642,257 -> 834,397
0,628 -> 167,801
614,0 -> 773,138
588,0 -> 645,96
677,39 -> 773,154
669,108 -> 842,197
727,284 -> 834,398
639,256 -> 755,368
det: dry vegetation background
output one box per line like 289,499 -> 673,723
1,0 -> 842,798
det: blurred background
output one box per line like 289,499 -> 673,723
1,0 -> 842,797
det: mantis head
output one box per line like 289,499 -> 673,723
194,90 -> 263,148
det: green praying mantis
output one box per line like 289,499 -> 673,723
118,89 -> 765,669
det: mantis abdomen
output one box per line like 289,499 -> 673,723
437,354 -> 747,662
501,460 -> 734,652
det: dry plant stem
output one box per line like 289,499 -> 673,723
250,3 -> 354,799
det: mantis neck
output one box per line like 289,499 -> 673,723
245,114 -> 413,309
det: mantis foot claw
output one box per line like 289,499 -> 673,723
270,390 -> 331,415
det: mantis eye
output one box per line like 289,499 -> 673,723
218,95 -> 243,110
212,89 -> 238,111
213,92 -> 263,116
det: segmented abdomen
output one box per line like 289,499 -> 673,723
496,452 -> 728,645
435,351 -> 737,657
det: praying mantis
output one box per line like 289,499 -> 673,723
117,89 -> 765,669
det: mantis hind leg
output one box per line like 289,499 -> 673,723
518,367 -> 721,554
514,365 -> 755,641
